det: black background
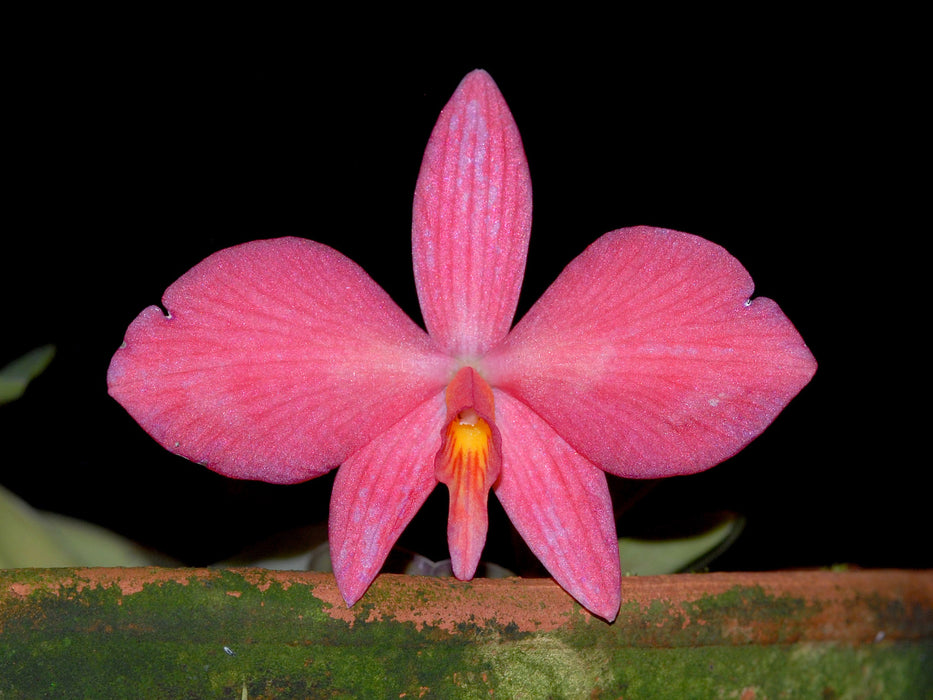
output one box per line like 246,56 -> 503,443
3,21 -> 923,574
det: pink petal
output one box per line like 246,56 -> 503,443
108,237 -> 453,484
493,390 -> 621,621
412,70 -> 533,357
329,393 -> 446,605
486,226 -> 817,479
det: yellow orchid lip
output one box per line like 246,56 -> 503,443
446,408 -> 492,459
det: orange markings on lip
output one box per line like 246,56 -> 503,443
438,409 -> 493,492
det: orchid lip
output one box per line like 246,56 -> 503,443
434,366 -> 502,579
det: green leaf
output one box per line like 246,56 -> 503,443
620,512 -> 745,575
0,483 -> 170,568
0,344 -> 55,405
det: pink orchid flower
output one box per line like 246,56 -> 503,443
107,70 -> 816,621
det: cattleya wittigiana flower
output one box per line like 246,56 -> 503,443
108,70 -> 816,621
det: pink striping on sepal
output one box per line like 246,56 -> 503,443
412,70 -> 533,357
486,226 -> 817,479
107,237 -> 454,484
493,390 -> 621,621
330,393 -> 446,606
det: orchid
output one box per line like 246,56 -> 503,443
107,70 -> 816,621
